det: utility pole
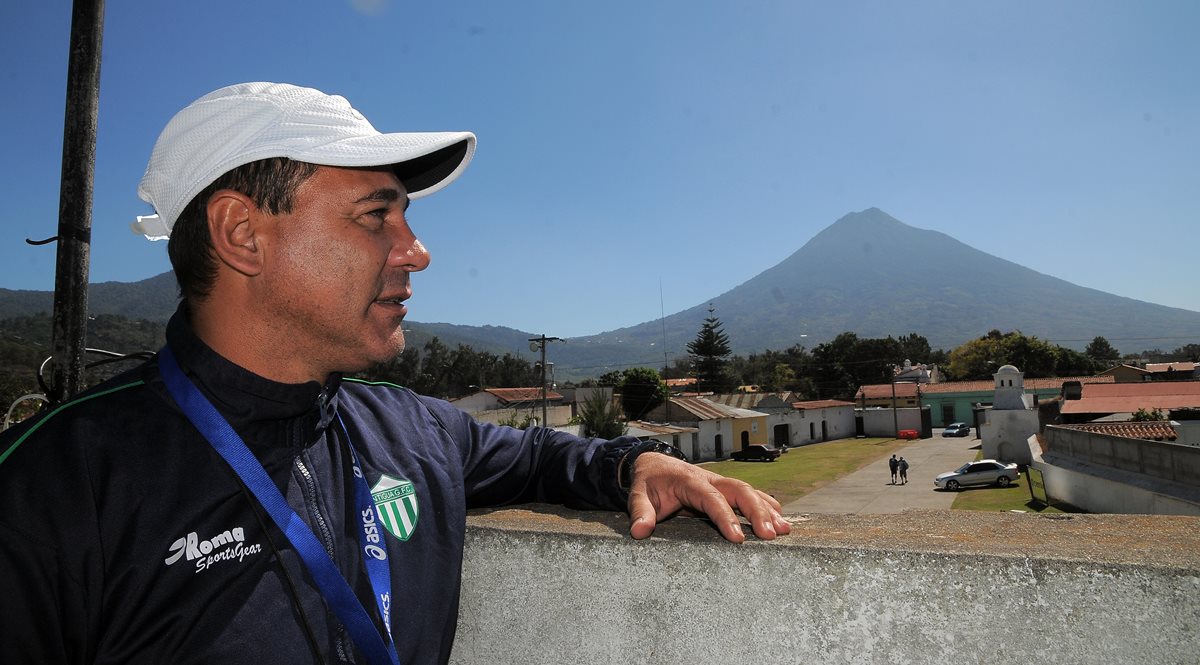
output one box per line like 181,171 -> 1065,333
891,376 -> 899,438
48,0 -> 105,403
528,334 -> 561,427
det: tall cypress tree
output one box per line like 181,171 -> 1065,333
687,304 -> 733,393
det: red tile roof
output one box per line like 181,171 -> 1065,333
793,400 -> 857,410
1062,422 -> 1178,442
1060,381 -> 1200,415
920,375 -> 1114,394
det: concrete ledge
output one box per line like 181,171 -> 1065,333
453,506 -> 1200,664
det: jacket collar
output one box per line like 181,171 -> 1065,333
162,302 -> 343,443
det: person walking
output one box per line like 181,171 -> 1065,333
898,457 -> 910,485
888,454 -> 899,484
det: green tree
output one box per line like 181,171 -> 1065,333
1173,344 -> 1200,362
619,367 -> 667,420
686,305 -> 733,393
769,362 -> 796,393
416,337 -> 453,396
947,330 -> 1087,380
597,369 -> 625,386
578,388 -> 626,438
1085,336 -> 1120,366
1055,346 -> 1100,376
811,332 -> 903,399
895,333 -> 934,365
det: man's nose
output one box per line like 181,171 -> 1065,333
388,224 -> 431,272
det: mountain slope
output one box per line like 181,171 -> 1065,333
2,208 -> 1198,378
562,208 -> 1200,372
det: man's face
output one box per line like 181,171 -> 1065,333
251,165 -> 429,380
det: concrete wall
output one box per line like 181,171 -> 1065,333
469,405 -> 573,427
1032,451 -> 1200,516
1044,425 -> 1200,488
453,507 -> 1200,665
1031,429 -> 1200,516
980,409 -> 1039,465
859,407 -> 923,437
766,407 -> 855,447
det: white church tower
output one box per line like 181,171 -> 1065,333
992,364 -> 1032,410
981,365 -> 1039,465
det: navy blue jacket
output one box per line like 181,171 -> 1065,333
0,310 -> 635,664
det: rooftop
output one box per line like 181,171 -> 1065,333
1061,381 -> 1200,415
625,420 -> 699,436
856,383 -> 919,399
482,387 -> 565,403
1062,421 -> 1178,441
705,392 -> 796,409
1146,361 -> 1197,373
920,375 -> 1114,394
793,399 -> 857,410
668,396 -> 766,420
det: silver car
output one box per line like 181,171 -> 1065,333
934,459 -> 1020,490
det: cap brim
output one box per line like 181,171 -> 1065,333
293,131 -> 476,200
393,139 -> 474,199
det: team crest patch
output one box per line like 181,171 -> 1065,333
371,475 -> 418,541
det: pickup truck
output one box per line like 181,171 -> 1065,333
730,444 -> 782,462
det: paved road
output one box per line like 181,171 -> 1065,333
781,434 -> 980,515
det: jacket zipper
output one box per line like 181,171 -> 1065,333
294,439 -> 353,662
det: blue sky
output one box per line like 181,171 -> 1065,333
1,1 -> 1196,340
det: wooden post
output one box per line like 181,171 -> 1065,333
48,0 -> 105,403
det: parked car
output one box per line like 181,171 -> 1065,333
941,422 -> 971,437
934,459 -> 1020,490
730,444 -> 782,462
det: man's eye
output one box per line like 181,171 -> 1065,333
360,209 -> 388,227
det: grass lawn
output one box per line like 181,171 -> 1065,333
947,480 -> 1075,513
702,437 -> 909,505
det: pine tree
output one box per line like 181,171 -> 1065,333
687,304 -> 733,393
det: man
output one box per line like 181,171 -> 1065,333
898,456 -> 910,485
889,454 -> 899,484
0,82 -> 790,664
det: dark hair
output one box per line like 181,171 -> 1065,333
167,157 -> 319,300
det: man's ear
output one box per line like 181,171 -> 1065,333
207,190 -> 263,277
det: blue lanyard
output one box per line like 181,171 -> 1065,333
158,345 -> 400,665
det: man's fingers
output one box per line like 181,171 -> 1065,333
626,487 -> 658,540
625,452 -> 790,543
714,480 -> 790,541
692,488 -> 746,543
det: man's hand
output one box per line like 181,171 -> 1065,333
626,452 -> 792,543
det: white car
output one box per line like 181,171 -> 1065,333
934,459 -> 1020,491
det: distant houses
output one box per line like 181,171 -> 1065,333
637,392 -> 856,461
451,387 -> 572,426
1099,361 -> 1199,383
855,375 -> 1117,429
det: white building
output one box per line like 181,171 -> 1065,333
980,365 -> 1039,465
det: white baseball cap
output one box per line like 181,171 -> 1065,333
132,82 -> 476,240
